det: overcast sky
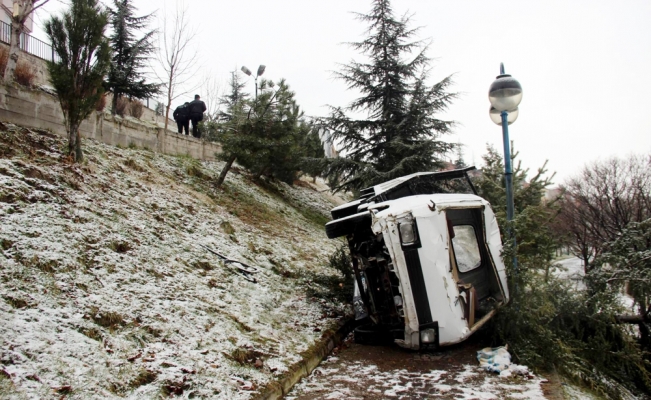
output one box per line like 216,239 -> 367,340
35,0 -> 651,184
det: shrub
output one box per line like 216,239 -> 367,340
114,96 -> 128,117
0,47 -> 7,76
14,62 -> 37,87
128,99 -> 144,119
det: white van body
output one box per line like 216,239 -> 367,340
326,169 -> 509,350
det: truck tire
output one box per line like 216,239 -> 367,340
325,211 -> 372,239
354,324 -> 392,345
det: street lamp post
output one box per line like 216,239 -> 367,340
488,62 -> 523,275
241,64 -> 266,99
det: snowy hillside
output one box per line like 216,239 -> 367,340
0,124 -> 351,399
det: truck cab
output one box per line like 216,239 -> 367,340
325,168 -> 509,350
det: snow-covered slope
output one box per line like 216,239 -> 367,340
0,124 -> 350,399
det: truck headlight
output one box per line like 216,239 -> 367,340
399,221 -> 417,245
420,328 -> 436,344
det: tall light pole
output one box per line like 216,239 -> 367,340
241,64 -> 266,99
488,62 -> 523,274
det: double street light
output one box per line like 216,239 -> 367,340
241,64 -> 266,99
488,62 -> 523,273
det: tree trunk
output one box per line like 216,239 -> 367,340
68,123 -> 83,163
75,131 -> 83,163
4,20 -> 22,82
111,93 -> 118,115
215,155 -> 236,187
164,75 -> 173,131
615,313 -> 650,350
68,123 -> 78,159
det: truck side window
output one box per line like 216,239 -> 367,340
451,225 -> 481,273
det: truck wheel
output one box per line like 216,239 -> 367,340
325,211 -> 372,239
354,324 -> 391,345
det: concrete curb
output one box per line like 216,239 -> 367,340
254,317 -> 355,400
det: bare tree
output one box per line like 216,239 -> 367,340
154,1 -> 198,131
2,0 -> 50,82
556,154 -> 651,271
201,72 -> 221,122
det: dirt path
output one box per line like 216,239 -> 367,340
286,333 -> 559,399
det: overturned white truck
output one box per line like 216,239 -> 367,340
326,168 -> 509,350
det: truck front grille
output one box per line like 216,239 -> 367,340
403,249 -> 433,326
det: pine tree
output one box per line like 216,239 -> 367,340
301,127 -> 326,182
476,146 -> 651,396
215,79 -> 314,186
218,71 -> 248,122
106,0 -> 159,115
45,0 -> 111,162
324,0 -> 456,193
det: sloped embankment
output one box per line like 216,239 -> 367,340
0,124 -> 350,399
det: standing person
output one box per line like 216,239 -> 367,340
173,102 -> 190,135
188,94 -> 207,138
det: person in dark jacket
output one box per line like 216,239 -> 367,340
173,102 -> 190,135
188,94 -> 207,138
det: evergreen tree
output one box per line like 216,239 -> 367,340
218,71 -> 248,122
215,79 -> 314,186
106,0 -> 159,115
301,127 -> 326,182
45,0 -> 111,162
324,0 -> 456,193
213,71 -> 250,186
477,146 -> 651,397
453,142 -> 467,169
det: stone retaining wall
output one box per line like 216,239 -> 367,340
0,83 -> 221,161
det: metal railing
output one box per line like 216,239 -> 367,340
0,20 -> 60,63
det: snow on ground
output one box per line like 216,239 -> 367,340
0,125 -> 350,399
286,354 -> 548,399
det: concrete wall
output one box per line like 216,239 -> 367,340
0,42 -> 50,87
0,42 -> 175,127
0,83 -> 222,161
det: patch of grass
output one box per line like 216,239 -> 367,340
225,347 -> 263,366
192,259 -> 214,271
295,205 -> 330,228
89,307 -> 126,330
129,368 -> 158,389
128,142 -> 138,150
207,277 -> 222,289
204,320 -> 216,332
123,158 -> 145,172
268,257 -> 296,278
146,267 -> 164,279
3,295 -> 30,309
0,372 -> 15,397
229,315 -> 253,333
79,326 -> 103,341
220,220 -> 235,235
180,157 -> 208,180
210,185 -> 282,233
109,240 -> 132,253
0,238 -> 13,251
16,253 -> 58,273
142,324 -> 163,338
